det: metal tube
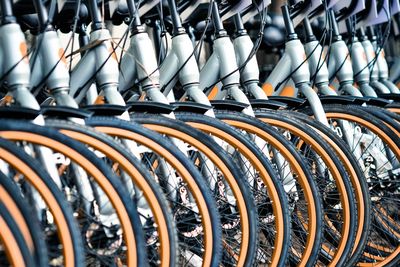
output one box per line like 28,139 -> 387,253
79,27 -> 90,57
233,13 -> 244,31
0,0 -> 13,19
329,10 -> 340,37
357,27 -> 367,41
281,5 -> 295,35
212,1 -> 224,32
303,17 -> 316,42
345,18 -> 354,37
358,27 -> 365,37
152,20 -> 165,62
366,26 -> 376,41
126,0 -> 141,27
87,0 -> 103,30
167,0 -> 183,34
33,0 -> 49,31
359,82 -> 378,97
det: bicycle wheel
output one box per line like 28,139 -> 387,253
0,200 -> 34,267
359,106 -> 400,135
129,113 -> 259,267
175,112 -> 291,266
386,103 -> 400,116
45,118 -> 178,267
379,108 -> 400,124
304,104 -> 400,266
0,170 -> 48,267
213,110 -> 324,266
0,134 -> 84,267
277,110 -> 371,266
0,119 -> 147,267
254,109 -> 359,266
85,116 -> 223,267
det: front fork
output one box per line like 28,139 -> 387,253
200,35 -> 254,116
120,29 -> 215,206
362,39 -> 391,94
233,34 -> 267,100
30,30 -> 78,108
327,40 -> 363,97
349,39 -> 378,97
0,23 -> 41,110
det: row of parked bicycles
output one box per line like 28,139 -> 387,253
0,0 -> 399,266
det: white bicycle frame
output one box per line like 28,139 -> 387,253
0,2 -> 113,226
199,31 -> 254,116
307,13 -> 395,180
29,16 -> 121,223
327,35 -> 362,95
0,24 -> 40,110
118,1 -> 235,225
347,26 -> 379,96
367,27 -> 400,93
358,31 -> 391,94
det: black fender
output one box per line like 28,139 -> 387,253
41,106 -> 92,119
0,106 -> 40,120
210,100 -> 249,112
85,104 -> 127,116
170,102 -> 212,114
267,96 -> 306,109
249,99 -> 287,110
127,101 -> 175,114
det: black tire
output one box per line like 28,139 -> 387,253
301,104 -> 400,266
45,119 -> 178,267
85,116 -> 223,267
0,119 -> 148,267
129,113 -> 259,267
254,109 -> 361,266
359,106 -> 400,134
380,108 -> 400,124
0,200 -> 35,267
175,112 -> 291,267
276,110 -> 372,266
0,169 -> 49,267
213,110 -> 324,267
386,103 -> 400,118
0,135 -> 85,267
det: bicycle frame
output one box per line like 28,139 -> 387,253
200,34 -> 255,115
30,30 -> 79,108
200,3 -> 254,116
116,2 -> 236,230
118,0 -> 214,118
198,8 -> 302,193
325,11 -> 362,96
358,29 -> 392,94
376,51 -> 400,93
264,29 -> 329,124
69,27 -> 126,105
204,12 -> 293,188
313,13 -> 397,177
367,27 -> 400,93
302,18 -> 337,96
0,0 -> 118,232
119,26 -> 169,105
159,30 -> 215,113
28,0 -> 128,223
303,13 -> 394,173
346,24 -> 378,96
232,13 -> 268,101
0,23 -> 40,111
0,0 -> 71,192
